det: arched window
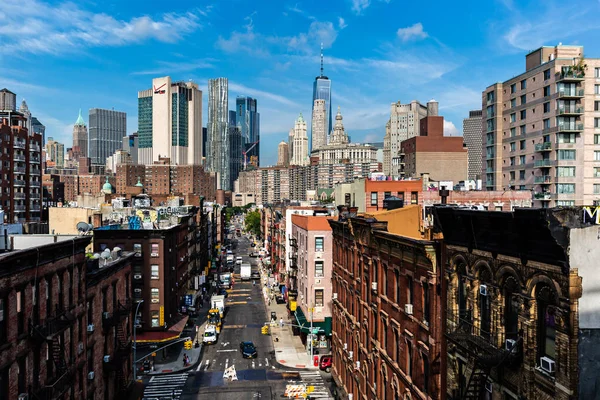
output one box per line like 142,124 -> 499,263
503,275 -> 520,341
456,261 -> 468,319
479,266 -> 492,340
536,284 -> 557,361
422,353 -> 430,395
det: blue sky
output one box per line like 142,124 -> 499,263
1,0 -> 600,166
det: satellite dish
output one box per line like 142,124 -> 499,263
76,221 -> 93,234
100,249 -> 112,266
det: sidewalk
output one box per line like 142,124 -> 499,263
147,319 -> 206,375
260,269 -> 318,370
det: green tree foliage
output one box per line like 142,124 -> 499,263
245,211 -> 262,238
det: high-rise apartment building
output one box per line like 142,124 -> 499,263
89,108 -> 126,166
482,44 -> 600,207
137,76 -> 202,166
0,88 -> 16,111
463,109 -> 483,180
229,111 -> 243,186
277,141 -> 289,167
311,99 -> 327,152
291,114 -> 309,166
72,109 -> 88,159
236,96 -> 260,167
31,116 -> 45,145
45,136 -> 65,168
206,78 -> 230,190
384,100 -> 438,177
311,47 -> 332,151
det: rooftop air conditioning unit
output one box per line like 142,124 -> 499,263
103,355 -> 111,363
333,293 -> 338,300
540,356 -> 555,374
348,351 -> 353,360
355,361 -> 360,370
88,371 -> 95,380
371,282 -> 377,292
505,339 -> 516,351
87,324 -> 94,333
479,284 -> 488,296
405,304 -> 413,315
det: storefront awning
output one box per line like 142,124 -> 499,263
294,307 -> 332,336
135,315 -> 190,343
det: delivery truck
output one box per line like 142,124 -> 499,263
240,263 -> 251,281
210,295 -> 225,318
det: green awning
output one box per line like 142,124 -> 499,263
294,307 -> 332,336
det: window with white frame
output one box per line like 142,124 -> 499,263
315,261 -> 324,277
557,200 -> 575,206
315,237 -> 324,252
557,167 -> 575,177
595,151 -> 600,161
594,167 -> 600,178
557,183 -> 575,194
594,184 -> 600,195
151,243 -> 159,257
151,265 -> 159,279
315,289 -> 324,307
558,150 -> 576,160
151,311 -> 160,327
151,288 -> 159,301
370,191 -> 378,206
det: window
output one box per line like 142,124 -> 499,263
510,83 -> 516,94
558,133 -> 576,144
423,282 -> 430,325
406,340 -> 413,378
543,102 -> 550,113
519,170 -> 526,180
510,142 -> 516,152
520,125 -> 526,135
594,184 -> 600,195
543,69 -> 551,80
520,79 -> 526,90
315,289 -> 324,307
407,278 -> 413,305
17,290 -> 24,335
384,191 -> 391,199
410,192 -> 418,204
151,265 -> 159,279
480,285 -> 491,339
510,113 -> 516,123
395,270 -> 401,303
151,311 -> 160,327
520,140 -> 526,150
595,118 -> 600,128
520,94 -> 526,105
315,237 -> 324,252
595,151 -> 600,161
520,109 -> 526,120
510,98 -> 516,108
315,261 -> 324,277
0,298 -> 6,343
557,183 -> 575,194
510,127 -> 516,137
594,167 -> 600,178
151,243 -> 159,257
134,243 -> 142,256
370,192 -> 377,206
151,288 -> 159,301
422,353 -> 430,394
558,149 -> 576,160
510,157 -> 515,166
520,155 -> 526,165
537,288 -> 556,361
596,68 -> 600,78
596,85 -> 600,95
557,200 -> 575,206
595,101 -> 600,112
557,167 -> 575,177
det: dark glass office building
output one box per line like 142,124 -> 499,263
89,108 -> 127,166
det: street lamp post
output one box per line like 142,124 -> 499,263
133,300 -> 144,382
309,306 -> 314,360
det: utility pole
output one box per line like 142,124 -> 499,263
309,306 -> 314,359
132,300 -> 144,382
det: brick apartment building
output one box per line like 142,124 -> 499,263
0,237 -> 91,399
329,208 -> 444,400
434,206 -> 600,400
334,178 -> 424,213
85,250 -> 134,400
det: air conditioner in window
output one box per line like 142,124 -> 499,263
87,324 -> 94,332
343,343 -> 347,350
505,339 -> 516,351
348,395 -> 353,400
78,342 -> 84,355
405,304 -> 413,315
540,356 -> 555,374
134,289 -> 142,293
316,279 -> 321,284
134,274 -> 142,280
103,312 -> 111,320
333,293 -> 338,300
348,351 -> 353,360
480,284 -> 488,296
18,394 -> 28,400
151,299 -> 159,303
151,252 -> 158,257
103,355 -> 111,363
485,382 -> 493,393
371,282 -> 377,292
355,361 -> 360,370
88,371 -> 95,380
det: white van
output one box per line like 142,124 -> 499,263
236,256 -> 243,265
203,325 -> 218,345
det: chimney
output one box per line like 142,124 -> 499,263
439,186 -> 450,205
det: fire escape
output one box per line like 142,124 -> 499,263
288,237 -> 298,298
446,309 -> 523,400
102,300 -> 132,396
29,304 -> 78,400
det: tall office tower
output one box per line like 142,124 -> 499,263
89,108 -> 126,166
291,114 -> 309,166
137,76 -> 203,166
311,99 -> 327,152
236,96 -> 260,167
383,120 -> 391,176
229,111 -> 243,187
0,88 -> 16,111
463,110 -> 483,180
31,117 -> 45,145
277,141 -> 290,167
45,137 -> 65,168
288,128 -> 295,162
482,44 -> 600,207
18,100 -> 32,134
206,78 -> 230,190
72,109 -> 88,160
311,45 -> 332,151
384,99 -> 435,177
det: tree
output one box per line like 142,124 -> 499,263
245,211 -> 262,238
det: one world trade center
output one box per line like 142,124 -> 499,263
311,44 -> 332,152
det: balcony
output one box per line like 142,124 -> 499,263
558,122 -> 584,132
30,205 -> 41,212
30,156 -> 41,163
534,192 -> 553,201
558,105 -> 584,116
558,89 -> 584,98
485,179 -> 494,186
14,179 -> 26,187
13,153 -> 26,162
30,180 -> 41,187
30,192 -> 41,199
534,142 -> 552,152
13,166 -> 26,174
556,70 -> 585,82
534,159 -> 555,168
534,175 -> 553,184
13,141 -> 26,149
30,144 -> 41,152
14,193 -> 26,200
14,204 -> 26,211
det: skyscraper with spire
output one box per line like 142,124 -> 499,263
310,44 -> 332,152
72,109 -> 88,159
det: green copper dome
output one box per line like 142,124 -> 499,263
297,113 -> 304,123
102,176 -> 113,193
135,176 -> 143,187
75,109 -> 86,126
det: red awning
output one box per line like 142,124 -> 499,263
135,315 -> 190,343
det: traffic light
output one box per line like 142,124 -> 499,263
261,325 -> 269,335
184,340 -> 193,350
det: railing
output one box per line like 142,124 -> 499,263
14,141 -> 25,149
534,142 -> 552,152
33,364 -> 76,400
14,193 -> 26,199
30,192 -> 41,199
534,192 -> 553,200
30,144 -> 41,152
534,159 -> 555,168
556,71 -> 585,81
14,179 -> 26,186
30,307 -> 76,342
558,106 -> 584,115
558,122 -> 584,132
30,156 -> 41,163
30,205 -> 41,212
13,154 -> 26,161
14,204 -> 26,211
558,89 -> 584,98
534,175 -> 553,184
289,237 -> 297,248
485,179 -> 494,186
14,166 -> 26,173
30,180 -> 41,187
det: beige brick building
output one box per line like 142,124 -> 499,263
482,44 -> 600,207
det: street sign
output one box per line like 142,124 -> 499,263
312,328 -> 320,334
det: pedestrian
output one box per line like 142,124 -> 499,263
279,317 -> 284,328
183,354 -> 187,367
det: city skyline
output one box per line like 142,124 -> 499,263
1,0 -> 600,166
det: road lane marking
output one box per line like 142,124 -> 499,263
265,358 -> 269,366
222,325 -> 245,329
216,349 -> 237,352
228,301 -> 248,305
196,363 -> 203,371
252,361 -> 255,369
225,358 -> 229,369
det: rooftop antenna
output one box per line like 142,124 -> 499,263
320,43 -> 324,77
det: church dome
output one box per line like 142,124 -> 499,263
102,177 -> 113,194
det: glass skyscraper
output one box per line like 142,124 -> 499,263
89,108 -> 127,166
206,78 -> 230,190
311,48 -> 332,152
236,96 -> 260,167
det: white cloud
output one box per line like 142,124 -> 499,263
396,23 -> 428,42
229,82 -> 300,108
338,17 -> 347,29
131,60 -> 215,76
0,0 -> 206,54
351,0 -> 370,15
444,120 -> 460,136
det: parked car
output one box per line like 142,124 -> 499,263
240,341 -> 258,358
319,355 -> 332,373
251,272 -> 260,280
275,295 -> 286,304
218,288 -> 228,297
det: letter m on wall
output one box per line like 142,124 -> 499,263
583,206 -> 600,224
